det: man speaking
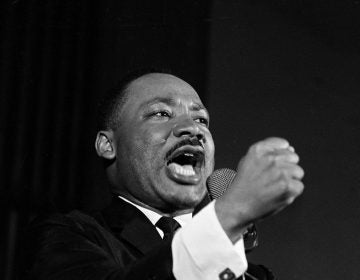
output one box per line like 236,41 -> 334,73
26,70 -> 304,279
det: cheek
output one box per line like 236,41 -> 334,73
140,124 -> 173,146
204,133 -> 215,174
205,133 -> 215,157
132,124 -> 172,159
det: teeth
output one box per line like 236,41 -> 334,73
168,163 -> 195,176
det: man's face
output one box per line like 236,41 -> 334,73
111,73 -> 215,214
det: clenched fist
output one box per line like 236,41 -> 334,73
215,137 -> 305,243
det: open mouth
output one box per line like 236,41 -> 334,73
165,146 -> 205,184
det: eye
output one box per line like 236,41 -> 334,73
195,117 -> 209,127
150,110 -> 171,119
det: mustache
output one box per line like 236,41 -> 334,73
165,137 -> 204,160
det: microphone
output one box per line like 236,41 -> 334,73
206,168 -> 236,200
206,168 -> 259,252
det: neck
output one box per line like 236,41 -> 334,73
114,192 -> 194,217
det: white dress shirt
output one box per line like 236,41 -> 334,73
119,196 -> 248,279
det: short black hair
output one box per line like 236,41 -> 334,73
96,67 -> 173,131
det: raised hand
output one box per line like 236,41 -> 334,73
215,137 -> 305,243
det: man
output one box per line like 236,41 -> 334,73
26,70 -> 304,279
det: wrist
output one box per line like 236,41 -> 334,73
214,198 -> 249,244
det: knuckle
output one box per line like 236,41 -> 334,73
277,150 -> 299,163
291,153 -> 300,163
272,156 -> 283,166
279,168 -> 290,179
250,142 -> 261,154
285,197 -> 296,205
298,166 -> 305,178
266,154 -> 276,164
288,145 -> 295,152
294,165 -> 305,178
270,166 -> 284,182
268,137 -> 289,148
295,181 -> 305,195
288,180 -> 304,197
294,152 -> 300,161
277,178 -> 289,193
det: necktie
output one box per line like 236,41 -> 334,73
155,216 -> 181,241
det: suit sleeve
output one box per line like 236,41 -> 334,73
25,212 -> 175,280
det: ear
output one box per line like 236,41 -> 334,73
95,130 -> 116,160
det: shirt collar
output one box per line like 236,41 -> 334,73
118,196 -> 192,227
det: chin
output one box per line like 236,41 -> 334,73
169,185 -> 207,210
155,171 -> 207,211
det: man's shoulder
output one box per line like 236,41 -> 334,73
29,209 -> 99,229
27,209 -> 113,244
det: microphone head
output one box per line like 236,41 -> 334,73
206,168 -> 259,252
207,168 -> 236,200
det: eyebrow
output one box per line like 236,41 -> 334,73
140,96 -> 208,113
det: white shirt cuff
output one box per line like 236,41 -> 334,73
172,201 -> 248,279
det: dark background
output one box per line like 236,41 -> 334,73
1,0 -> 360,279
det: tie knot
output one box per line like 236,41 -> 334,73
155,217 -> 181,240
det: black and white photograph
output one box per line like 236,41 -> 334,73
1,1 -> 360,279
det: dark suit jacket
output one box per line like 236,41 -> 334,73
25,196 -> 275,280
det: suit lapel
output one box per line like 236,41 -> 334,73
102,192 -> 211,254
101,196 -> 163,255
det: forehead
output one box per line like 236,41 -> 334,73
124,73 -> 204,108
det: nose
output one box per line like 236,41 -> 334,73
172,117 -> 204,140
